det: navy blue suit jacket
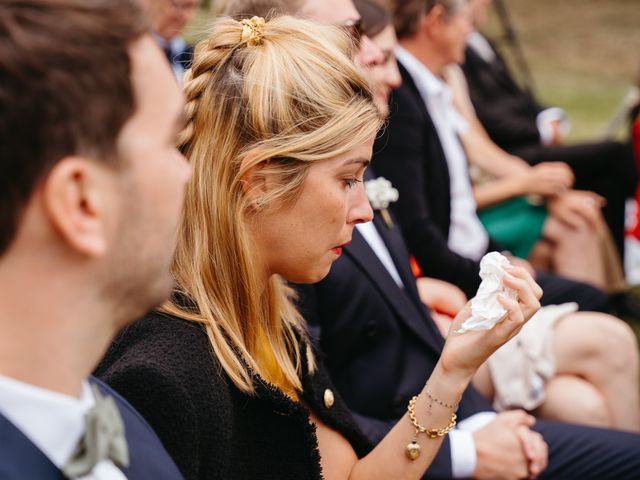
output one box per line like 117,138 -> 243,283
0,377 -> 183,479
296,199 -> 493,479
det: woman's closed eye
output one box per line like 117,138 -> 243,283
344,178 -> 363,189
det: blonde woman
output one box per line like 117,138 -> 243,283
97,16 -> 541,479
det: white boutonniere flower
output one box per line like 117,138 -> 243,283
365,177 -> 399,228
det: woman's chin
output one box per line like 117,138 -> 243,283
285,265 -> 332,285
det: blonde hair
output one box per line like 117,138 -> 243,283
165,15 -> 383,394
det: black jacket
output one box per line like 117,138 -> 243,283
297,208 -> 640,480
95,312 -> 371,480
372,62 -> 502,298
462,40 -> 543,150
296,208 -> 494,479
371,62 -> 610,311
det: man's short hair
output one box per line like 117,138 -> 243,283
224,0 -> 305,18
391,0 -> 466,39
0,0 -> 148,255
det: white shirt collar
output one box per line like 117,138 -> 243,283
466,31 -> 496,63
0,374 -> 130,480
0,375 -> 127,479
0,375 -> 95,468
355,222 -> 405,289
395,46 -> 448,99
0,374 -> 94,468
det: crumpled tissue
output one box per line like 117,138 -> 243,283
457,251 -> 518,333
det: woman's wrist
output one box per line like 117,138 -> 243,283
511,174 -> 528,196
424,360 -> 472,404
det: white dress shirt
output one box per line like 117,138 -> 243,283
0,374 -> 126,479
356,222 -> 404,288
395,47 -> 489,262
356,221 -> 497,477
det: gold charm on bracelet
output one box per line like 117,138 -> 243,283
405,395 -> 457,461
405,435 -> 421,460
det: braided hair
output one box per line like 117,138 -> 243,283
165,15 -> 383,394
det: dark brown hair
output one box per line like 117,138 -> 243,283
0,0 -> 148,254
354,0 -> 391,39
391,0 -> 465,39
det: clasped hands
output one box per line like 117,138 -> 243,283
474,410 -> 548,480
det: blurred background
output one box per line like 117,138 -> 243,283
189,0 -> 640,143
482,0 -> 640,143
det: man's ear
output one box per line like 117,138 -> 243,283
422,4 -> 446,36
42,157 -> 113,257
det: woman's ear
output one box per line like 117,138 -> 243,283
42,156 -> 113,257
239,150 -> 270,208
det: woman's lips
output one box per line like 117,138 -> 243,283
331,242 -> 351,256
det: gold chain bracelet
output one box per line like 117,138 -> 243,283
424,387 -> 459,411
405,395 -> 457,461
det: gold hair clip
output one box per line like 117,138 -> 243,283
240,16 -> 265,47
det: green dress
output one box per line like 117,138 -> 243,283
478,197 -> 547,259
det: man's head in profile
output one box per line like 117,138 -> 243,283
0,0 -> 191,392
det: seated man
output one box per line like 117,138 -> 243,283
0,0 -> 190,477
461,0 -> 636,257
295,175 -> 640,479
374,0 -> 611,313
143,0 -> 201,80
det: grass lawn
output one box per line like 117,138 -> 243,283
482,0 -> 640,142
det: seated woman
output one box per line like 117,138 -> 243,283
96,15 -> 541,480
445,63 -> 628,297
352,0 -> 640,432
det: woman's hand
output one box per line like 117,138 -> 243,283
516,162 -> 574,197
547,189 -> 606,230
439,266 -> 542,382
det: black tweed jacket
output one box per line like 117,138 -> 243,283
95,311 -> 372,480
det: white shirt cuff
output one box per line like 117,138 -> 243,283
536,107 -> 570,145
450,412 -> 497,478
450,429 -> 477,478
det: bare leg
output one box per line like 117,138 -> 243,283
533,375 -> 612,428
552,312 -> 640,431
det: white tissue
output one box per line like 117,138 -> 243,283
457,252 -> 518,333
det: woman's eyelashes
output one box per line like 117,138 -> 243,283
343,177 -> 363,189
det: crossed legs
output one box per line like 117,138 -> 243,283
473,312 -> 640,431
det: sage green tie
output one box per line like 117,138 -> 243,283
62,385 -> 130,477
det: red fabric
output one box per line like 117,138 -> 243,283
634,114 -> 640,161
628,114 -> 640,239
410,255 -> 423,278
